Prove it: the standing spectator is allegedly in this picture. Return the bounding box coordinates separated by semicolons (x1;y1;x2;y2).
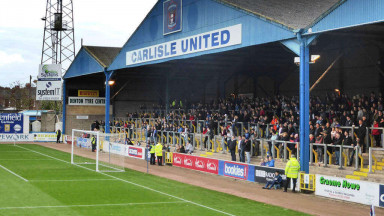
56;129;61;143
238;136;243;162
228;136;237;161
284;154;300;192
355;119;366;153
372;120;381;147
244;138;251;164
331;132;342;165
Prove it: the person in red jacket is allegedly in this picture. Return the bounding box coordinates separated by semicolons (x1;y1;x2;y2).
372;120;381;147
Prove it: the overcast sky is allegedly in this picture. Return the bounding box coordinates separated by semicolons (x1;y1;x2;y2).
0;0;157;87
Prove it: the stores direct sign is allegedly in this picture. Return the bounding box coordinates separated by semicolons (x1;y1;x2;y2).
172;153;219;174
68;97;106;106
126;24;242;66
0;113;23;134
163;0;182;35
380;185;384;207
127;146;145;159
315;175;381;207
78;90;99;97
36;81;62;101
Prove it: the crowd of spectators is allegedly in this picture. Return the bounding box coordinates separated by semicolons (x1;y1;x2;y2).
99;91;384;165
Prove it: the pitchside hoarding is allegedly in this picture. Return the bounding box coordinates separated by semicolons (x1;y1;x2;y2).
254;166;285;184
0;134;33;142
218;161;255;182
0;113;23;134
76;137;92;148
36;64;62;101
127;146;145;159
315;175;384;207
172;153;219;174
32;132;59;142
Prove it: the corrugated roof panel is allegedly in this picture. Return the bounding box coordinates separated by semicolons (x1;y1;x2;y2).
310;0;384;33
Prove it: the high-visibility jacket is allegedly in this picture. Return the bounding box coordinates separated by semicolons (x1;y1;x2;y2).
150;144;156;154
285;157;300;178
91;137;96;145
155;143;163;156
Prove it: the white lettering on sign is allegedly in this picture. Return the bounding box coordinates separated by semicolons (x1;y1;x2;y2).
126;24;242;66
68;97;105;106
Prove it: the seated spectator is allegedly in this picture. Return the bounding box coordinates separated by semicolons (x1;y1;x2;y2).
180;145;186;153
175;144;181;153
186;142;194;154
262;172;283;190
260;158;267;166
266;156;275;167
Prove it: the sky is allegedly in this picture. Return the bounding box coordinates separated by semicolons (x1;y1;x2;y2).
0;0;158;87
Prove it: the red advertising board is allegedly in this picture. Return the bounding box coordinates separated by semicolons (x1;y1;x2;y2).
172;153;219;175
127;146;144;159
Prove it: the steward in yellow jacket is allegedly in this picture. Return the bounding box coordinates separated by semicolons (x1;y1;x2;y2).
284;154;300;192
155;143;163;166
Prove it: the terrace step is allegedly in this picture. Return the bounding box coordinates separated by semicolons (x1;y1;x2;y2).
346;175;360;180
353;171;368;177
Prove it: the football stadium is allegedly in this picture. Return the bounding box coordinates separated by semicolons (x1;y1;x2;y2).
2;0;384;215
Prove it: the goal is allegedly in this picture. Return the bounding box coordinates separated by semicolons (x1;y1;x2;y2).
71;129;126;172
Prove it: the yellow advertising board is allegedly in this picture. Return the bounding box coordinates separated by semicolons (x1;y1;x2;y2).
78;90;99;97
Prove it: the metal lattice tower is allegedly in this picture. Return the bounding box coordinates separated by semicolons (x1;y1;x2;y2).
41;0;75;74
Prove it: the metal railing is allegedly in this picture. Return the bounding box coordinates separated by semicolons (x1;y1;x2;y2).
369;147;384;173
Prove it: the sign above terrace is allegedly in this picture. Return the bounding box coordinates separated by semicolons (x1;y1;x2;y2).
126;24;242;66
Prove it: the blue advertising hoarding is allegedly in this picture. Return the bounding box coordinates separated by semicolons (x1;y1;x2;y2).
0;113;23;134
218;160;255;182
163;0;182;35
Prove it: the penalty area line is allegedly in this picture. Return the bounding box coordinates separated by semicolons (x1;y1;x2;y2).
0;201;185;210
15;145;236;216
0;164;28;182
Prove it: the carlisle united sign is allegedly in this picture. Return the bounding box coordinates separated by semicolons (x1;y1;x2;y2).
126;24;242;66
163;0;182;35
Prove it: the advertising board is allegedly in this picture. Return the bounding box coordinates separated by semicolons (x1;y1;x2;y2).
172;153;219;174
78;90;99;97
0;134;33;142
76;137;91;148
218;161;255;182
254;166;285;184
0;113;24;134
315;175;382;207
36;81;62;101
127;146;145;159
68;97;106;106
103;142;126;156
32;132;58;142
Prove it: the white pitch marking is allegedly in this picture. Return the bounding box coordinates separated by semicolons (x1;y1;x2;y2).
30;179;118;182
0;159;53;161
0;201;185;210
16;145;236;216
0;164;28;182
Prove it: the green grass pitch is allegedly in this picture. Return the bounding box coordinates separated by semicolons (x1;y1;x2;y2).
0;144;307;216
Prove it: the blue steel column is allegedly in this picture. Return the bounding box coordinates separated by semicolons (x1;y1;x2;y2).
298;33;310;174
104;69;111;134
62;79;67;134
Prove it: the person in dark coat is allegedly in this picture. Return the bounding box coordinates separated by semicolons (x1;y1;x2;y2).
228;136;237;161
56;129;61;143
355;119;366;153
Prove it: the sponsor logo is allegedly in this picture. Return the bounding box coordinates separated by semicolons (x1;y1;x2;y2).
41;65;59;78
207;161;217;171
174;156;182;165
13;124;22;132
224;162;248;180
128;148;142;156
111;145;121;152
319;176;360;190
0;114;22;122
380;185;384;207
184;158;193;167
195;159;205;169
255;170;266;178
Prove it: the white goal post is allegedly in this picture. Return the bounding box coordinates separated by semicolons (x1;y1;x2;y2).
71;129;125;172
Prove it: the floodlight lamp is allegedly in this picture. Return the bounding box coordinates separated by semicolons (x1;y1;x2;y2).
108;80;115;86
311;55;320;63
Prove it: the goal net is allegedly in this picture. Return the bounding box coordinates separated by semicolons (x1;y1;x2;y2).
71;129;126;172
